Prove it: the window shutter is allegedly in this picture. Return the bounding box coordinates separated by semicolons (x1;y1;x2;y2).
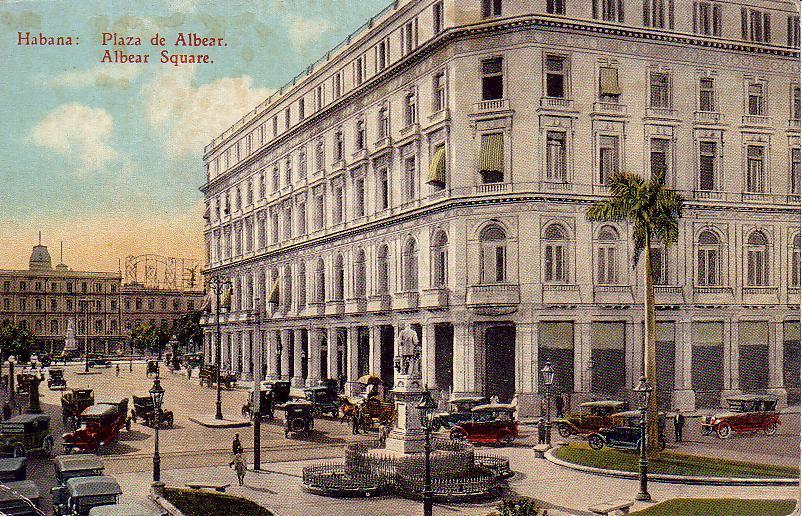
693;2;698;33
479;134;504;173
713;5;721;36
643;0;650;25
599;67;622;96
741;8;748;39
618;0;624;22
763;12;771;42
668;0;674;28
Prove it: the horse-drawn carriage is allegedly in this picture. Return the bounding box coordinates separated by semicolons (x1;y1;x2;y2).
131;395;174;428
198;365;237;388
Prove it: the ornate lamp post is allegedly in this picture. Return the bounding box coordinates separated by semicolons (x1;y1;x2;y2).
417;390;437;516
150;368;165;487
634;375;653;502
275;341;283;379
252;297;262;471
540;360;555;446
208;276;232;420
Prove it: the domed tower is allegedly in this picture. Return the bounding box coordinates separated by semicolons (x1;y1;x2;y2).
29;233;52;271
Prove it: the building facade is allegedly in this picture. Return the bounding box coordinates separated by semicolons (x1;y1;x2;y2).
0;242;204;355
200;0;801;413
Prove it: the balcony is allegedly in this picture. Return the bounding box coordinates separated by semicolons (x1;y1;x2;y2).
543;181;572;191
394;291;419;311
592;101;627;116
540;97;575;111
742;192;772;203
325;300;345;316
694;111;724;124
475;182;509;195
693;285;734;303
426;108;450;128
350;148;368;164
694;190;724;200
419;288;449;308
466;283;520;307
372;136;392;153
473;98;510;114
741;114;772;127
542;283;581;305
593;285;634;304
399;123;420;138
654;285;684;304
307;301;325;316
367;294;392;312
645;107;678;119
345;297;367;314
742;286;779;303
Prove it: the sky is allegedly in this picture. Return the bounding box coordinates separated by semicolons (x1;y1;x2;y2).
0;0;388;272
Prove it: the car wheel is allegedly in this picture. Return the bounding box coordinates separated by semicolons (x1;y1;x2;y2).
450;428;467;441
588;435;604;450
764;422;778;436
716;423;732;439
557;424;572;438
12;444;25;458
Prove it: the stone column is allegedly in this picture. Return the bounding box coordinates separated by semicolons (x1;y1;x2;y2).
327;327;339;381
516;322;535;416
280;329;291;381
221;333;230;369
346;326;359;396
452;321;477;395
578;319;592;395
672;320;696;412
368;326;381;375
421;323;437;390
768;316;788;407
292;329;305;387
266;331;278;379
241;330;252;380
307;329;322;385
722;319;740;398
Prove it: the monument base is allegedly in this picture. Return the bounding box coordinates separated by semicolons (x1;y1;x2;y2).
384;430;425;455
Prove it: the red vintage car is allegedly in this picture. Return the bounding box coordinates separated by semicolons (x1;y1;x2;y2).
701;394;781;439
449;403;518;445
62;400;130;454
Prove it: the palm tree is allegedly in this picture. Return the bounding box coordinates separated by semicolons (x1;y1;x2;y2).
586;170;683;456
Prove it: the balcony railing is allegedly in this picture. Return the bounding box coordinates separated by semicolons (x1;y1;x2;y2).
393;291;419;310
742;192;772;202
694;190;724;200
373;136;392;152
543;181;572;191
694;111;724;124
466;283;520;306
654;285;683;294
540;97;574;110
646;107;678;119
593;101;627;115
475;182;509;194
367;294;392;312
473;98;510;113
399;123;420;137
742;114;772;126
542;284;580;291
743;286;779;295
693;286;733;295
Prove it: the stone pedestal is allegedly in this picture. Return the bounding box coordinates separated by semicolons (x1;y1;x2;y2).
384;373;426;455
671;389;696;412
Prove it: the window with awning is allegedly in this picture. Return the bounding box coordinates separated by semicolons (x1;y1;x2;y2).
427;145;446;187
479;133;504;183
599;66;621;100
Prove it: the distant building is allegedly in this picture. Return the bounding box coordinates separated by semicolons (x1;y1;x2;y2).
0;241;204;355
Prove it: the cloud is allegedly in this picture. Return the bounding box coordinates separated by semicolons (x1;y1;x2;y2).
50;64;142;88
166;0;199;14
30;103;120;175
285;14;334;53
141;66;273;158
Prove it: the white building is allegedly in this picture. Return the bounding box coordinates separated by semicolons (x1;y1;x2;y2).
200;0;801;414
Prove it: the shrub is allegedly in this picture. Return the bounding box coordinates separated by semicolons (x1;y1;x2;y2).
493;496;546;516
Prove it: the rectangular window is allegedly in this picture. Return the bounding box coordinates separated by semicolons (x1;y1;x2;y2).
433;72;446;112
748;83;765;115
598;135;619;184
699;141;717;191
746;145;766;193
743;8;771;43
791;148;801;195
284;107;291;129
599;66;621;102
377;40;388;71
377;166;390;210
271;212;279;242
596;0;624;22
545;56;568;98
649;72;670;108
650;138;669;179
643;0;673;28
316;142;325;171
298;150;307;179
355;177;365;217
495;247;506;282
547;0;565;15
272;167;279;192
479;133;505;184
789;16;801;47
356;121;366;150
546;131;567;182
315;194;325;229
405;93;417;125
694;1;721;36
355;56;365;85
333;72;342;99
792;86;801;120
335;130;344;161
315;85;324;110
298;203;307;235
481;57;503;101
272;116;278;137
379;107;389;138
298;98;305;120
650;247;668;284
482;0;502;18
333;186;343;224
433;1;444;33
285;158;292;185
404;156;417;201
699;77;715;111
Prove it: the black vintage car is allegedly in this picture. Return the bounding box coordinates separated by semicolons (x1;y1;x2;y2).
242;389;274;421
301;386;340;418
261;380;292;405
284;400;314;438
0;457;27;481
0;414;54;457
48;368;67;390
145;361;159;377
61;389;95;425
54;455;105;485
587;411;666;452
431;396;488;431
53;475;122;516
0;480;41;515
130;395;174;428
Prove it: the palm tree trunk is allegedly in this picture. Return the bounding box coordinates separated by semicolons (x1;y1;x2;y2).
643;231;660;457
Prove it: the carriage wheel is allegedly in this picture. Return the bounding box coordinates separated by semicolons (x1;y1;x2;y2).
557;424;573;438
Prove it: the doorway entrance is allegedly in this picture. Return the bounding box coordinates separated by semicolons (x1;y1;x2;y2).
483;325;516;402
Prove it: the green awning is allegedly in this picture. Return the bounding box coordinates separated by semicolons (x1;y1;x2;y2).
479;134;504;173
427;146;446;185
599;67;621;96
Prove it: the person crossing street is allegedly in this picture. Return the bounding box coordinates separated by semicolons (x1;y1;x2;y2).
673;410;685;443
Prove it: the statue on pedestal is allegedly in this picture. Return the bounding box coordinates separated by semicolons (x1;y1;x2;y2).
63;319;78;353
394;324;421;378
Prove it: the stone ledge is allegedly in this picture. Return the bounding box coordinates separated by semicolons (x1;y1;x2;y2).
189;415;251;428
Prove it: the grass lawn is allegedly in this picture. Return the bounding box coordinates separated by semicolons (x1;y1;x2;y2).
632;498;797;515
554;443;800;479
163;487;273;516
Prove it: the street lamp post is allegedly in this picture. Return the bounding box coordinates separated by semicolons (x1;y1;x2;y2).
417;390;437;516
275;342;283;380
634;375;653;502
8;355;16;404
150;367;165;487
540;360;555;446
252;297;262;471
208;276;231;420
81;300;90;373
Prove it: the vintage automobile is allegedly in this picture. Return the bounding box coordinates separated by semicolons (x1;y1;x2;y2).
554;400;629;437
62;401;130;454
701;394;781;439
242;389;274;421
198;365;238;388
449;403;519;445
87;354;112;368
284;399;315;438
302;385;340;418
261;379;292;405
0;414;54;457
0;480;41;515
431;396;489;431
61;388;95;425
48;368;67;390
130;395;174;428
588;411;667;452
54;455;105;484
145;360;159;377
0;457;27;481
52;475;122;516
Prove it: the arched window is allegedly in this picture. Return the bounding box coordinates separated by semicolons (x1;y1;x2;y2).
315;258;326;302
297;261;307;308
431;231;448;288
480;225;507;283
543;224;568;283
334;254;345;300
402;238;419;291
377;244;390;294
697;230;721;286
792;235;801;288
283;266;293;310
746;231;769;286
596;226;620;285
354;249;367;298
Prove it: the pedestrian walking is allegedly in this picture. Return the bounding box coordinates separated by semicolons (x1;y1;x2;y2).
232;433;243;455
673;409;685;443
537;418;546;444
229;452;247;486
186;366;193;380
351;406;361;435
555;395;564;419
115;364;120;377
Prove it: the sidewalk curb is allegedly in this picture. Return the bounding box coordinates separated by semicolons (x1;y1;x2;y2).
149;494;182;515
544;448;800;486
